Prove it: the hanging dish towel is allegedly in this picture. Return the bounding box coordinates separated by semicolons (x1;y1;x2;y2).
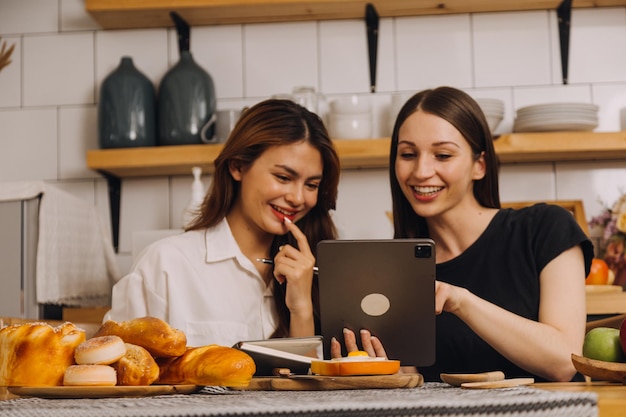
0;181;119;306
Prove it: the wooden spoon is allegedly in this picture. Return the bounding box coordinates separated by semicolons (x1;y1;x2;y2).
440;371;505;387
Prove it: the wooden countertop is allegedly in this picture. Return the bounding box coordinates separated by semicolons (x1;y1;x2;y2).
533;382;626;417
586;286;626;315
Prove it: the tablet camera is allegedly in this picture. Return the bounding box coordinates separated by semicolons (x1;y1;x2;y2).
414;244;432;258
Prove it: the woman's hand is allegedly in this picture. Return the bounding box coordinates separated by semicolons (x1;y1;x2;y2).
434;280;468;315
272;218;316;336
330;328;388;358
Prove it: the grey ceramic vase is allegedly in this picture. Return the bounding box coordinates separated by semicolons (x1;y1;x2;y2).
98;56;157;148
157;51;217;145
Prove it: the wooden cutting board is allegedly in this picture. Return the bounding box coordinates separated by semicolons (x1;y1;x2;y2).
241;373;423;391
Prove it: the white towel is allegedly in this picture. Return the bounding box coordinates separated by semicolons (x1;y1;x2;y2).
0;181;119;306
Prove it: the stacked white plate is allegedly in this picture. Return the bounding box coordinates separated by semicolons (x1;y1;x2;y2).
513;102;598;133
475;98;504;133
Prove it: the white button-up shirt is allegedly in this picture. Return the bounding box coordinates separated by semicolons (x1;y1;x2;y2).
105;219;278;347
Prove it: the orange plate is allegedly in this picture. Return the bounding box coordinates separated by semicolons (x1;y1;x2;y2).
310;359;400;376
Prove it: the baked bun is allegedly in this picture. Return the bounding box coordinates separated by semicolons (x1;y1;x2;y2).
63;364;117;386
0;322;86;386
94;317;186;358
112;343;159;386
157;345;255;387
74;335;126;365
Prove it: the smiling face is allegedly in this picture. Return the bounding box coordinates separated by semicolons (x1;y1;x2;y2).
228;140;323;237
395;109;486;221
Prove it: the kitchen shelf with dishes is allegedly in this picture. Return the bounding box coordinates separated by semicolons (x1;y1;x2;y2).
85;0;626;29
87;131;626;252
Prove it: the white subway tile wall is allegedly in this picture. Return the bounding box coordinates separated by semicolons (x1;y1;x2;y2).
1;0;626;274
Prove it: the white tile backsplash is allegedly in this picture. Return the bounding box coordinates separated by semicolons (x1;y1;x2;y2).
592;83;626;132
58;105;99;180
3;3;626;270
118;178;171;253
555;161;626;220
568;8;626;84
186;25;244;99
335;168;393;239
499;163;556;203
0;108;58;180
395;14;472;91
60;0;100;32
23;32;94;106
473;11;552;88
0;0;58;35
244;21;318;98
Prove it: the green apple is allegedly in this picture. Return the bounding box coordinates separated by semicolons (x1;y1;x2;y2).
583;327;626;362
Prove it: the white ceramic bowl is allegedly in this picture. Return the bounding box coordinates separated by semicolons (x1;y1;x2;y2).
485;114;503;133
330;95;372;114
329;113;372;139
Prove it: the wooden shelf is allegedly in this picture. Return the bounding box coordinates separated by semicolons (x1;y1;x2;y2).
85;0;626;29
86;132;626;178
87;131;626;252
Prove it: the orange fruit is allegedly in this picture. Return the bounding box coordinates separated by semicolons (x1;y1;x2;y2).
586;258;609;285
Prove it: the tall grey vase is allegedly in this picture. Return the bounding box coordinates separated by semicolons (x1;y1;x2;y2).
98;56;157;148
157;51;217;145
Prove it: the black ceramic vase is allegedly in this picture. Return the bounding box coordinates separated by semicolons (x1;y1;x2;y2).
98;56;156;148
157;12;217;145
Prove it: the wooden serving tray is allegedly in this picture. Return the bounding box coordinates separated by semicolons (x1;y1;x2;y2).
241;373;423;391
8;384;200;399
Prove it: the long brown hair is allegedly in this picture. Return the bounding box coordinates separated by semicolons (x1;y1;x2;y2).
389;87;500;238
187;99;340;337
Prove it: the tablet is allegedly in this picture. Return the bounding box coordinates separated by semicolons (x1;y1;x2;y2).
316;239;436;367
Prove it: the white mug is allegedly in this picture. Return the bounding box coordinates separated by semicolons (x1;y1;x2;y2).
215;109;242;143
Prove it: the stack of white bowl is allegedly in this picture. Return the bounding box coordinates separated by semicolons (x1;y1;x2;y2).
328;95;372;140
513;102;598;132
475;98;505;133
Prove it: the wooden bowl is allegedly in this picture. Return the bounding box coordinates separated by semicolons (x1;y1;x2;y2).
571;353;626;383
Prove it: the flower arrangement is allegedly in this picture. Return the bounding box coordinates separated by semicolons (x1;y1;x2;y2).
589;193;626;286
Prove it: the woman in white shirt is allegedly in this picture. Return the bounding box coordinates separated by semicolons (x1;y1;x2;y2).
106;99;340;347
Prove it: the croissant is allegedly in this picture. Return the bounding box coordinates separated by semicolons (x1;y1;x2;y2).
0;322;86;386
157;345;255;387
94;316;186;358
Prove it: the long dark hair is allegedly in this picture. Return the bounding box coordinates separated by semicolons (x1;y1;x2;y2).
187;99;340;337
389;87;500;238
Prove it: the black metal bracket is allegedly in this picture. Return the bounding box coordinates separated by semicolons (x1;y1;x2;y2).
103;173;121;253
365;3;379;93
557;0;572;84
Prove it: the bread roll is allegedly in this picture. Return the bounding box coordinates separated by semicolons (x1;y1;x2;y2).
112;343;159;386
94;316;186;358
74;335;126;365
63;364;117;386
0;322;86;386
157;345;255;387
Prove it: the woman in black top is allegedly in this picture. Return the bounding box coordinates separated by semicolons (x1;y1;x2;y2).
336;87;593;382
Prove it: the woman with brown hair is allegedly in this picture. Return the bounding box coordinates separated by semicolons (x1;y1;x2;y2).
337;87;594;382
106;99;340;347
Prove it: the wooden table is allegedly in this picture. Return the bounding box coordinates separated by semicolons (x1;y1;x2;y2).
534;382;626;417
